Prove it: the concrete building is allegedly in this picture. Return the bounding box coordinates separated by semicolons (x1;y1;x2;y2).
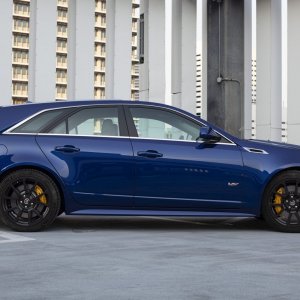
0;0;139;105
2;0;300;145
139;0;300;145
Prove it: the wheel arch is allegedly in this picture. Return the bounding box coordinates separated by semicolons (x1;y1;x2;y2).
0;165;66;212
259;166;300;212
265;167;300;187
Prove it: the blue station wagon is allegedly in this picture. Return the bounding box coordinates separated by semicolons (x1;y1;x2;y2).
0;100;300;232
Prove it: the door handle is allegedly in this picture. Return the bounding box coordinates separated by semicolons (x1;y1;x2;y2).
137;150;163;158
55;145;80;153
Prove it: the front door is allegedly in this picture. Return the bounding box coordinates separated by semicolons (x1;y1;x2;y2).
125;106;247;210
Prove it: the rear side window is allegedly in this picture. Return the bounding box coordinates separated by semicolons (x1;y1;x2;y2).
11;109;68;134
49;107;120;137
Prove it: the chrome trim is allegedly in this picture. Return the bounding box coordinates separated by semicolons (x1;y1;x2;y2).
102;194;242;203
10;132;234;145
37;133;128;139
128;136;236;145
243;147;269;154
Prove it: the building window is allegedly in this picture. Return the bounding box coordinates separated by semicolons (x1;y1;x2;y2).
56;70;67;84
57;40;67;52
94;88;105;99
95;0;106;12
57;24;67;37
56;85;67;99
13;82;28;96
57;0;68;7
58;9;67;21
13;19;29;32
13;66;28;80
57;54;67;68
14;3;30;16
13;51;28;64
13;35;29;48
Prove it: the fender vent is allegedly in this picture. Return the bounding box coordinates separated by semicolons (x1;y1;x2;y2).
243;147;268;154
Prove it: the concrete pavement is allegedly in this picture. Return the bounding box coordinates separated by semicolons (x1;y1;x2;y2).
0;216;299;300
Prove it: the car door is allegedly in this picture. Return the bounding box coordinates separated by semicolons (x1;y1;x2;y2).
36;105;134;208
125;105;248;210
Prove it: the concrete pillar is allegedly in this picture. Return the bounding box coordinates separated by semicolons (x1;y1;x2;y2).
67;0;94;100
207;0;244;137
171;0;197;114
0;0;13;105
165;0;172;106
196;0;208;120
244;0;254;139
28;0;57;102
106;0;132;100
256;0;282;141
171;0;182;108
139;0;166;102
287;0;300;144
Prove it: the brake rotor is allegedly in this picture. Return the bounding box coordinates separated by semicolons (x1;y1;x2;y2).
34;185;47;204
274;187;284;215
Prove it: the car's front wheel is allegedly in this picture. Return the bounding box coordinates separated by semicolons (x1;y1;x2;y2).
0;169;61;232
262;171;300;232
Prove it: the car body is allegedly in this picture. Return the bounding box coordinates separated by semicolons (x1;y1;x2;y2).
0;100;300;232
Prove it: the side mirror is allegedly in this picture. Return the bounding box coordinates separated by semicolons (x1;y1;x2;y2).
197;126;221;143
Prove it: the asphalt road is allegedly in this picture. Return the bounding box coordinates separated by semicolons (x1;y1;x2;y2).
0;215;300;300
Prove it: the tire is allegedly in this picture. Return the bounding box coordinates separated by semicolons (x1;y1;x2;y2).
262;170;300;233
0;169;61;232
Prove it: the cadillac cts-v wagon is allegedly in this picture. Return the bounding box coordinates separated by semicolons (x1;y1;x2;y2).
0;100;299;232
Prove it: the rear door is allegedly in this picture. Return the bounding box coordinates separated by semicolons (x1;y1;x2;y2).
36;105;135;208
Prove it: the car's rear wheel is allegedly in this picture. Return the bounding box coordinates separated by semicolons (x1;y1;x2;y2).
0;169;60;232
262;171;300;232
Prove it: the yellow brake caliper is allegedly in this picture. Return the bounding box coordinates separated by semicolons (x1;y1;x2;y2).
34;185;47;205
274;187;284;215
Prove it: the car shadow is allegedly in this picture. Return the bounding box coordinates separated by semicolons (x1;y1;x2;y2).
44;215;270;232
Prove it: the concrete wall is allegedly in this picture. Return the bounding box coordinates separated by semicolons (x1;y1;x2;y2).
29;0;57;102
139;0;196;114
106;0;132;100
244;0;254;140
287;0;300;144
67;0;95;100
196;0;208;120
256;0;282;142
172;0;197;114
0;0;13;105
139;0;166;103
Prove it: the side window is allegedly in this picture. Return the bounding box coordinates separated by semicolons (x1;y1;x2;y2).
129;107;201;141
11;109;68;134
50;107;120;137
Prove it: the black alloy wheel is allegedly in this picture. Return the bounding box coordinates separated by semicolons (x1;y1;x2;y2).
263;171;300;232
0;169;61;232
